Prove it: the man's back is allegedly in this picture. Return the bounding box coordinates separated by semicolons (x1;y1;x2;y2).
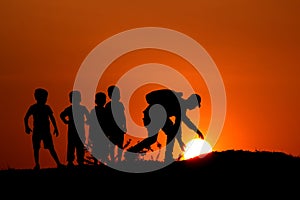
145;89;182;117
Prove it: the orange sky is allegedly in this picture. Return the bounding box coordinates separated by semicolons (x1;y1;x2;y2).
0;0;300;169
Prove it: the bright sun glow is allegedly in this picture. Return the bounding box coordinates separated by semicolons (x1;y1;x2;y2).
181;138;212;160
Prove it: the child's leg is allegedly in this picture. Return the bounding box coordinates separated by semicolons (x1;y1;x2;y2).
116;136;124;162
117;146;123;162
33;148;40;169
49;147;62;166
107;137;116;162
43;132;63;167
67;137;76;165
76;142;85;166
32;133;40;169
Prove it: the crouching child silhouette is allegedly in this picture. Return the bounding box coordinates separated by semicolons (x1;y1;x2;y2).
24;88;64;170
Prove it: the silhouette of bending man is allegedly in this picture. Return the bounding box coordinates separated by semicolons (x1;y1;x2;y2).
24;88;64;170
126;89;204;162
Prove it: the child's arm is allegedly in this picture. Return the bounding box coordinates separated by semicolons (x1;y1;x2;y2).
24;108;32;134
49;113;59;137
120;103;127;133
84;107;90;124
60;109;69;124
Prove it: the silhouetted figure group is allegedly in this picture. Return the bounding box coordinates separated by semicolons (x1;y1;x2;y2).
24;86;204;170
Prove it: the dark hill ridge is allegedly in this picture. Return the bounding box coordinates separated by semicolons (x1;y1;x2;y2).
2;150;300;177
2;150;300;176
1;150;300;194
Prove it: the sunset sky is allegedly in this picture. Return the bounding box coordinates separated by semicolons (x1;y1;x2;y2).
0;0;299;170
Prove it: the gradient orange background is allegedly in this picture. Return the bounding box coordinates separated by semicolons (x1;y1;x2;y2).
1;0;299;169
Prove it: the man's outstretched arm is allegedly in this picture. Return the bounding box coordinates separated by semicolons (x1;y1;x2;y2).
182;115;204;139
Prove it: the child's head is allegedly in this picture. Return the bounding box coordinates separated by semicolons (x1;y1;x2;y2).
34;88;48;105
69;90;81;105
107;85;120;101
95;92;106;107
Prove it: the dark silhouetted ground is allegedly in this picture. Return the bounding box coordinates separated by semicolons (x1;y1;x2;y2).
1;150;299;197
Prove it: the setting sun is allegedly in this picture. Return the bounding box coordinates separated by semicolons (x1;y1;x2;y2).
180;138;212;160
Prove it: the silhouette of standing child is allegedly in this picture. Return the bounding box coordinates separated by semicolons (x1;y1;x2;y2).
60;90;89;167
104;85;127;163
88;92;109;165
24;88;64;170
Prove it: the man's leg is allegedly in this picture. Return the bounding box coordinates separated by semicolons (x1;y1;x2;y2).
162;117;181;163
165;136;176;163
126;134;159;153
127;104;164;153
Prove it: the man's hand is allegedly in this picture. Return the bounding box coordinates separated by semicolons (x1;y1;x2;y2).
196;129;204;139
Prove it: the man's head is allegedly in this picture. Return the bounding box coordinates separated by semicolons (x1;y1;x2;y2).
186;94;201;110
34;88;48;105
